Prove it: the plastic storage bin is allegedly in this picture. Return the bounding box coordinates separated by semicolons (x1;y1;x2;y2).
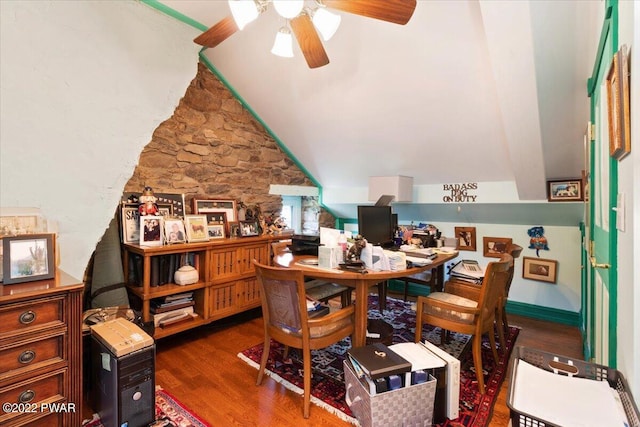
507;346;640;427
344;360;437;427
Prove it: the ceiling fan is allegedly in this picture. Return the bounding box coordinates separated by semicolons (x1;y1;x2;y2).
194;0;417;69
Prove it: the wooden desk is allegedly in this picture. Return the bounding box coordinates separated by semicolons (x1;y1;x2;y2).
274;251;458;347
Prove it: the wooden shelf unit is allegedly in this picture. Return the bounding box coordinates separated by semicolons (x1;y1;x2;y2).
123;234;291;339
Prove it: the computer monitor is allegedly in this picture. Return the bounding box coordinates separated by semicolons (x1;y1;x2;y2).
357;205;394;247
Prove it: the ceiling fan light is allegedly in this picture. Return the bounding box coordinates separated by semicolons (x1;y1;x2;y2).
228;0;260;30
271;27;294;58
273;0;304;19
312;8;341;41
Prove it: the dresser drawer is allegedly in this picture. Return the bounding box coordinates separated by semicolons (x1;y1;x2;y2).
0;297;64;338
0;369;66;425
0;334;64;380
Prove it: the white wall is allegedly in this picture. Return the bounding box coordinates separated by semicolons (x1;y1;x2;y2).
411;222;581;313
615;0;638;404
0;1;200;279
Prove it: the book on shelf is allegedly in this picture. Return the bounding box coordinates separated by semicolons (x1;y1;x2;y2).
347;342;412;380
150;300;195;314
153;306;195;327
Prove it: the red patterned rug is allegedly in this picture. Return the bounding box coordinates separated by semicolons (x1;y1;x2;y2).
82;386;210;427
238;295;518;426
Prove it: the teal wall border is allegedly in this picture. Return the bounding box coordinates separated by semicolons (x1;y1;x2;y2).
505;300;580;327
388;281;580;327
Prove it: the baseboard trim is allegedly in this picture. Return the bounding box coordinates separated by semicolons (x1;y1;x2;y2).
388;280;581;327
505;300;580;327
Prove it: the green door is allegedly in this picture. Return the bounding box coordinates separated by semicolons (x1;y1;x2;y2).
586;2;618;367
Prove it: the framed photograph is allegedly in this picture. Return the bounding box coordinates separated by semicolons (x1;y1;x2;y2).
164;218;186;244
205;211;227;226
140;216;163;247
523;256;558;284
2;233;55;284
547;179;583;202
120;203;140;244
606;45;631;161
483;237;513;258
454;226;476;251
192;199;237;222
229;222;240;238
184;215;209;242
207;224;225;240
239;221;260;237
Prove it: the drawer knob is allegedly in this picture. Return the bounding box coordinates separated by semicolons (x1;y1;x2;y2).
19;350;36;364
19;310;36;325
19;390;35;403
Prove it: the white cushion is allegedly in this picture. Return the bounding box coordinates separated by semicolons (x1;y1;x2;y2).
424;292;477;322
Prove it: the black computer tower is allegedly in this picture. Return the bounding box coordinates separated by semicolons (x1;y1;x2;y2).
91;335;156;427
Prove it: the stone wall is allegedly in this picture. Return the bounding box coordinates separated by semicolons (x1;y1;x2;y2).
125;61;334;229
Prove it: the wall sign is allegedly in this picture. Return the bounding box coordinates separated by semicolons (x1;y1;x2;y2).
442;183;478;203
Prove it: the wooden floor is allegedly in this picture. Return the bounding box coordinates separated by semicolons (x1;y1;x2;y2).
84;295;583;426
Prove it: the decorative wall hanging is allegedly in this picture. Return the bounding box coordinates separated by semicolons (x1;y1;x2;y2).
442;182;478;203
606;44;631;161
482;237;512;258
522;257;558;284
454;226;476;251
527;226;549;257
547;179;583;202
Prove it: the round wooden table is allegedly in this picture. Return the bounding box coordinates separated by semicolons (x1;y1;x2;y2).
274;251;458;347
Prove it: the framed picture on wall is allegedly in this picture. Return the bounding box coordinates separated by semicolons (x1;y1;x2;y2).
2;233;56;284
606;45;631;160
454;226;476;251
522;256;558;284
482;237;513;258
547;179;583;202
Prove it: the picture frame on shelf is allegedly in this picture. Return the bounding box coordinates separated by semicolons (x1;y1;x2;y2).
2;233;56;284
207;224;225;240
164;218;186;244
547;179;583;202
239;221;260;237
229;222;240;238
122;192;185;217
120;203;140;244
522;256;558;284
482;236;513;258
140;216;163;247
454;226;476;251
184;215;209;243
192;199;237;222
606;45;631;161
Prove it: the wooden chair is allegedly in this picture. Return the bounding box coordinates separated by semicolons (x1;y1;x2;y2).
271;241;352;307
253;261;355;418
444;243;523;347
414;254;512;394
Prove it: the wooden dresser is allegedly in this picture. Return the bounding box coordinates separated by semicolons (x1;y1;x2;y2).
0;271;83;426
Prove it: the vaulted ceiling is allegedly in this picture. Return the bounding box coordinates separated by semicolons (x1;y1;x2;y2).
156;0;602;213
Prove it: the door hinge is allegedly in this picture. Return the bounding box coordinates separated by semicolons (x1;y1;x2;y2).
589;240;611;269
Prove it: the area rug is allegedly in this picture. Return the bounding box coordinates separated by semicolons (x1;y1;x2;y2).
238;295;519;426
82;385;210;427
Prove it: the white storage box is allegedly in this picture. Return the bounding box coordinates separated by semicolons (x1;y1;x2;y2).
344;360;436;427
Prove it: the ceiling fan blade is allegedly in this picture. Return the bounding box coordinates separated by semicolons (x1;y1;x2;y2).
194;16;239;48
322;0;417;25
290;13;330;69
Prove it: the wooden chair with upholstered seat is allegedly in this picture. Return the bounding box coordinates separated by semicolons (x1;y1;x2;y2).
271;240;352;307
414;254;512;394
444;243;523;348
253;260;355;418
